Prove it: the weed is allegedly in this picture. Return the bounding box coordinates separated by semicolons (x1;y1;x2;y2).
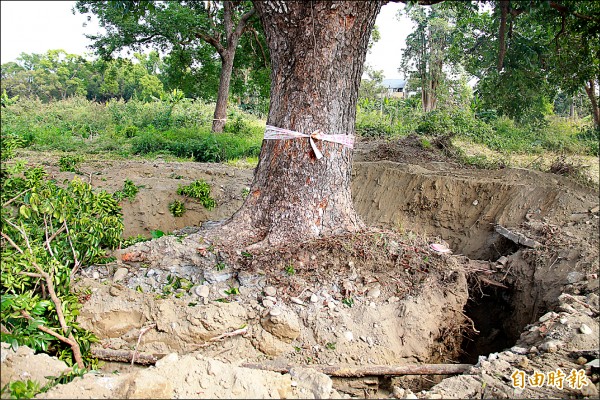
342;297;354;307
326;342;336;350
113;179;141;202
285;264;295;276
177;180;216;210
224;287;240;296
58;154;84;172
168;200;186;217
151;229;165;238
241;187;250;199
241;251;253;259
215;262;226;271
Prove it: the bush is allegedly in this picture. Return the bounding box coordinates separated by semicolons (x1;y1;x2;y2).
177;180;216;210
1;162;123;368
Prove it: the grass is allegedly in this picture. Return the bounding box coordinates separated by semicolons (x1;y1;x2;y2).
1;96;264;163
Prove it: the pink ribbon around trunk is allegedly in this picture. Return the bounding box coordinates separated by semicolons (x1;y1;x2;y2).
264;125;355;160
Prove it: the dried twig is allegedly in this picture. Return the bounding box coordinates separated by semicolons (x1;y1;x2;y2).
561;294;599;314
194;326;249;348
131;323;157;366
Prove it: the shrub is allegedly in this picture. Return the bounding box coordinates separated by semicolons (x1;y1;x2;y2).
168;200;186;217
177;180;216;210
58;155;84;172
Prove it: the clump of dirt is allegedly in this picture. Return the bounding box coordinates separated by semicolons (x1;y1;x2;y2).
2;140;599;399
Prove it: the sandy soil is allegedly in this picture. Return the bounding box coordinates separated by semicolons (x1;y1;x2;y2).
2;137;599;399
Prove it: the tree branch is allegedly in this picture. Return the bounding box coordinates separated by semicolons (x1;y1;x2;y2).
195;31;225;57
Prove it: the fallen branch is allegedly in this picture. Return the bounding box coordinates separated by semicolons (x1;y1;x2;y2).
241;363;473;377
1;226;85;368
478;275;509;289
91;347;164;365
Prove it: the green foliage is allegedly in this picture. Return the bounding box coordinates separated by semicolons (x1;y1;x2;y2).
342;297;354;307
168;200;185;217
58;155;84;173
0;134;24;162
224;287;240;296
215;262;226;271
284;264;295;276
1;163;123;367
1;379;41;399
113;179;140;202
177;180;216;210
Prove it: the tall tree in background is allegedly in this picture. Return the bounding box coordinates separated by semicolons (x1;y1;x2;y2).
449;0;599;125
75;1;266;132
400;4;456;113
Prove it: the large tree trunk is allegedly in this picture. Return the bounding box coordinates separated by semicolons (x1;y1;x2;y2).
211;50;235;133
216;1;381;247
584;79;599;128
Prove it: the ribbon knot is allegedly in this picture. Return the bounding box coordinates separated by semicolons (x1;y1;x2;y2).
264;125;354;160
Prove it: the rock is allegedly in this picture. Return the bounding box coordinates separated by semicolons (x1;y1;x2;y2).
539;311;557;323
253;328;289;356
497;256;508;266
261;310;300;342
269;307;282;317
579;324;593;335
113;267;129;282
194;285;210;298
388;296;400;303
367;287;381;299
510;346;529;355
472;199;479;206
586;293;599;309
290;367;333;399
559;317;568;324
344;331;354;341
262;298;275;308
310;294;320;303
392;387;405;399
405;389;418;399
576;357;588;365
122;370;173;399
1;344;70;388
237;271;263;287
155;352;179;367
539;340;562;353
204;269;232;284
92;271;100;279
264;286;277;297
567;271;584;284
290;297;305;305
581;382;599;398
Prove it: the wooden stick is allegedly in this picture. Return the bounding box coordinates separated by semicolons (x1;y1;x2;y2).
91;347;164;365
241;363;473;377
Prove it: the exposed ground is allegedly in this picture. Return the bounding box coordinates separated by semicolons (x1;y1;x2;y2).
2;136;599;399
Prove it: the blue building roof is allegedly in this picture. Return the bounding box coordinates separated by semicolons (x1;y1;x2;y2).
382;79;406;89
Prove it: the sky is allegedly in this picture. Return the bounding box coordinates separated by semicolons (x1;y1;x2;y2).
1;1;412;79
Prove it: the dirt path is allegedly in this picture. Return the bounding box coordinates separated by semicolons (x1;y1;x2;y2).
2;138;599;399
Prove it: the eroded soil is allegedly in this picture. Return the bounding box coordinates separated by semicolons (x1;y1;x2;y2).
2;137;599;399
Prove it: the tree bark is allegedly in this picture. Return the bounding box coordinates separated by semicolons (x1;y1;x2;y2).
215;1;381;247
584;79;599;128
208;2;256;133
212;50;236;133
